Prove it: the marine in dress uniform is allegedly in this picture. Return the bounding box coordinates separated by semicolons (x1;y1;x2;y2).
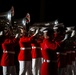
55;27;68;75
0;31;4;75
31;32;43;75
70;29;76;75
67;28;76;75
65;27;75;75
73;30;76;75
18;27;38;75
40;28;60;75
1;29;18;75
53;26;63;75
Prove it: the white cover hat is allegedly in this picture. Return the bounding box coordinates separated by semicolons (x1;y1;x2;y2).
29;27;35;31
53;27;58;30
40;27;47;32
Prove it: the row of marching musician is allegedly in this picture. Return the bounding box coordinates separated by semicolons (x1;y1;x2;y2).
0;21;76;75
0;25;42;75
0;8;44;75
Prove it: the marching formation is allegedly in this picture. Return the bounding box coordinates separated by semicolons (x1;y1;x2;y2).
0;6;76;75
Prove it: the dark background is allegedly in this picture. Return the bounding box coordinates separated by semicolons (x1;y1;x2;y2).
0;0;76;26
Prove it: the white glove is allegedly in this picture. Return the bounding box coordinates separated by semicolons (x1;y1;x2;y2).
61;34;68;42
15;33;19;38
70;30;75;37
66;27;72;32
0;31;3;36
33;28;39;36
66;29;72;33
22;19;26;26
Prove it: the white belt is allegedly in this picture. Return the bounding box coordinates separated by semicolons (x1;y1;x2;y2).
20;47;31;50
67;51;71;54
72;51;75;53
61;53;67;55
32;46;41;49
73;46;76;48
44;59;58;63
44;59;50;63
41;48;42;50
36;47;41;49
32;46;42;50
3;50;15;54
51;60;58;63
32;46;36;49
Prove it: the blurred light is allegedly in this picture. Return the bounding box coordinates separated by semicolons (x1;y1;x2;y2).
22;19;26;26
0;31;3;36
14;21;17;23
7;22;9;24
7;11;11;21
54;20;58;25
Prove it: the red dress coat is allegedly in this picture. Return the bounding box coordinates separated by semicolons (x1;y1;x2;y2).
0;35;4;66
1;36;17;66
41;39;59;60
41;38;59;75
31;40;42;58
18;36;33;61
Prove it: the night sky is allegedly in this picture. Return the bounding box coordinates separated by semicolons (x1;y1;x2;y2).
0;0;76;26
